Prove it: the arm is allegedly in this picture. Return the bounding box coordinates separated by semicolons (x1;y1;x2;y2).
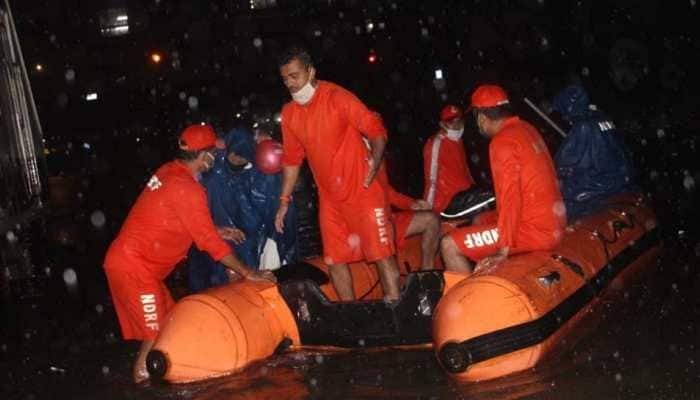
176;183;273;282
333;90;388;187
275;165;300;233
554;121;590;177
276;108;304;233
364;135;386;187
492;138;522;251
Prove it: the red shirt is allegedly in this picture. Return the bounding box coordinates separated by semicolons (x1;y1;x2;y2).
490;117;566;249
104;161;231;279
422;132;474;213
281;80;388;202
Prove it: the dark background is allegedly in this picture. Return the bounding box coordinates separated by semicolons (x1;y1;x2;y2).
1;0;699;398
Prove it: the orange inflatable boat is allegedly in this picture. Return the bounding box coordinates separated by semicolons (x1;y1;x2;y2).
145;191;661;385
145;233;449;383
434;193;662;381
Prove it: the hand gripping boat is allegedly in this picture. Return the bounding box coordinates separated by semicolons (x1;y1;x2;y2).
146;191;661;384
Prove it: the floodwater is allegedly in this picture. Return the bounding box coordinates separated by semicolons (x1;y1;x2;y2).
1;228;699;400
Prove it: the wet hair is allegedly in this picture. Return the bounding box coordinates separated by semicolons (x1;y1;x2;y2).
277;46;314;69
472;103;514;121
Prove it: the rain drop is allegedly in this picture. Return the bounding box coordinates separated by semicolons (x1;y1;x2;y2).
63;268;77;285
552;201;566;217
102;365;110;375
682;172;695;191
315;354;324;364
65;69;76;83
252;37;263;48
179;92;187;101
95;304;104;314
5;231;17;244
656;128;665;138
90;210;106;228
188;96;199;110
470;154;480;164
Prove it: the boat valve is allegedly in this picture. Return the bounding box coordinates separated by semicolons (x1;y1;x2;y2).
146;349;169;381
439;342;472;373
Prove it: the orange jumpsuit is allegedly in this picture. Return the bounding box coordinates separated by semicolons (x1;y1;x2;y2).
423;131;475;213
281;81;395;264
449;117;566;261
104;161;231;340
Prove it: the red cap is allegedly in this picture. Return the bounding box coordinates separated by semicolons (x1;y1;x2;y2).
468;85;510;110
440;105;464;122
179;124;218;151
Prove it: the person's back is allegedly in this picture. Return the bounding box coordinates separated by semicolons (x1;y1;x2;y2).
491;116;564;249
107;160;228;279
441;85;565;274
552;85;635;219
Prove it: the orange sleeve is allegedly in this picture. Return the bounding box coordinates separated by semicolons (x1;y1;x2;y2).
386;184;416;210
280;106;306;166
173;182;231;261
332;89;387;140
491;137;522;249
377;163;415;210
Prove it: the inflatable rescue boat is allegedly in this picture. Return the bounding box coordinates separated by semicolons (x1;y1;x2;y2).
146;191;661;384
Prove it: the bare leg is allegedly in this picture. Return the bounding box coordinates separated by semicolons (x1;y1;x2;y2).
329;263;355;301
404;211;441;270
133;339;154;383
440;235;473;273
375;255;401;301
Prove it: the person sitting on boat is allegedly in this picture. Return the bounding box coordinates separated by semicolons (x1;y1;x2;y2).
423;104;476;213
188;125;297;292
440;85;566;274
551;84;636;220
377;162;441;270
103;124;275;383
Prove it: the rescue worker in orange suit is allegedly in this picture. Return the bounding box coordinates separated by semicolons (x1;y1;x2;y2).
423;105;475;213
441;85;566;274
103;125;275;383
274;46;401;302
376;162;441;270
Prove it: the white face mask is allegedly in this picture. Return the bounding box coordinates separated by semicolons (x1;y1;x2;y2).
291;80;316;105
445;127;464;141
440;121;464;140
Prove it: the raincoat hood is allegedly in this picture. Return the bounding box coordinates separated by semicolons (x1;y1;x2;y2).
224;128;256;165
552;85;590;120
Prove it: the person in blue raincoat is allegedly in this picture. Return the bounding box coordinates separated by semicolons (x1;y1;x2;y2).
552;85;636;220
188;126;297;292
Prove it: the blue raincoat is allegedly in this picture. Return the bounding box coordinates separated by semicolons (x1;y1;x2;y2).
188;128;298;292
552;85;636;220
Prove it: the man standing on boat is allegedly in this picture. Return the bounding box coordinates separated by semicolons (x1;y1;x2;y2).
274;46;401;302
423;105;476;213
103;124;275;383
441;85;566;274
